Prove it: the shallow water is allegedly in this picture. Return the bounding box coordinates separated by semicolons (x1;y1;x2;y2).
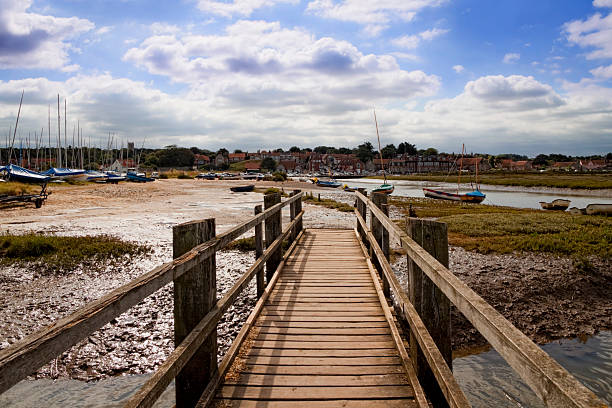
337;178;612;209
453;331;612;407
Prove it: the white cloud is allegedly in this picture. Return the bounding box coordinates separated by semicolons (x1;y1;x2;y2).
590;64;612;78
452;64;464;73
392;27;449;49
0;0;94;70
196;0;299;18
306;0;447;36
593;0;612;8
564;12;612;59
96;26;113;35
150;22;180;35
123;20;440;111
503;53;520;63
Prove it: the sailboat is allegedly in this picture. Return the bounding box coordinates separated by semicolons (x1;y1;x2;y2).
422;144;485;203
372;110;394;195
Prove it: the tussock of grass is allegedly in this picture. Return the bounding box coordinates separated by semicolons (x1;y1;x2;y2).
225;236;290;252
162;169;198;179
391;196;612;259
373;173;612;190
0;233;150;273
0;182;37;196
302;192;354;212
254;187;289;197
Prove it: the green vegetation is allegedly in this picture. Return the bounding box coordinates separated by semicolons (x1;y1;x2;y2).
390;196;612;259
272;171;287;182
254;187;289;197
0;233;150;273
302;192;354;212
0;182;37;196
177;173;194;179
160;169;198;178
225;236;256;251
373;173;612;190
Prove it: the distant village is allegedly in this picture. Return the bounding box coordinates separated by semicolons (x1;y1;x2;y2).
2;143;611;175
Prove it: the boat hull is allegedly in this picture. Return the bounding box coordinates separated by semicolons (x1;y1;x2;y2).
230;185;255;192
539;199;570;211
423;188;485;203
372;184;394;195
585;203;612;216
127;173;155;182
316;180;341;188
1;164;50;184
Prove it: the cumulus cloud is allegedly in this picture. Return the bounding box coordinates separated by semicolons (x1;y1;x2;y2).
392;27;449;49
452;64;464;73
306;0;446;36
564;11;612;59
0;0;94;70
590;63;612;78
123;20;440;112
196;0;299;18
593;0;612;8
503;53;520;63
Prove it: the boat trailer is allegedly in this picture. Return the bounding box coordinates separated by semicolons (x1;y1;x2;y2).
0;183;49;209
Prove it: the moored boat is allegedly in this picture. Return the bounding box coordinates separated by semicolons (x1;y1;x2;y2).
585;203;612;216
372;183;394;195
423;187;485;203
230;185;255;192
43;167;86;180
342;184;358;192
127;170;155;182
0;164;50;184
314;178;341;188
539;199;570;211
372;110;394;195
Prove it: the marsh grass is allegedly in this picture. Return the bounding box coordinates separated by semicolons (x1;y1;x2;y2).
254;187;289;197
391;196;612;258
302;192;354;212
0;182;37;196
374;173;612;190
225;236;290;253
0;233;150;273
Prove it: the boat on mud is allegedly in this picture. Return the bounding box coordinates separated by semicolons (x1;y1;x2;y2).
314;178;341;188
585;203;612;216
126;169;155;182
372;110;394;195
539;199;571;211
0;164;50;184
230;185;255;193
372;183;394;195
43;167;86;180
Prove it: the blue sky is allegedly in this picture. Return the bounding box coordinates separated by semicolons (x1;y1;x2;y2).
1;0;611;156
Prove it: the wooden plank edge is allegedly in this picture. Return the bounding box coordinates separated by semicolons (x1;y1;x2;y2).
353;228;430;408
194;228;305;408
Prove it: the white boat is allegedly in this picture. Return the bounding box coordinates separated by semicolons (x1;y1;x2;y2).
539;199;571;211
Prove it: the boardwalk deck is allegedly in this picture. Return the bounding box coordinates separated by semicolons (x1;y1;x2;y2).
213;229;422;407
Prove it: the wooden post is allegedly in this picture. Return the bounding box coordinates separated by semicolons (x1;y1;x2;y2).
371;193;390;298
264;192;282;283
357;189;368;247
295;190;302;233
254;205;264;297
290;191;297;243
173;219;216;408
408;218;451;408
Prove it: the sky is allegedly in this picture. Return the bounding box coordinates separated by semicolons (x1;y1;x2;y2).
0;0;611;156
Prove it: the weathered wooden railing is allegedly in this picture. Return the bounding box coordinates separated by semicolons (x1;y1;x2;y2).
355;190;605;408
0;190;303;408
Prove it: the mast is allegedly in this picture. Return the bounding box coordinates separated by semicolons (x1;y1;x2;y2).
457;143;464;194
64;98;68;167
7;90;24;167
48;104;51;167
57;94;61;168
373;109;386;184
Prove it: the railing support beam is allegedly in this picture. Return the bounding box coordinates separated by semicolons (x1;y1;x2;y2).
264;192;282;284
173;219;217;408
254;205;264;297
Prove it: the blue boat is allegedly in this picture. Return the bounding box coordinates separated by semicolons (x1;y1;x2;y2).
43;167;86;179
314;178;341;188
127;170;155;182
104;171;126;184
0;164;50;184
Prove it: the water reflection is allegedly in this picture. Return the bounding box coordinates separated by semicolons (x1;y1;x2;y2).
453;331;612;407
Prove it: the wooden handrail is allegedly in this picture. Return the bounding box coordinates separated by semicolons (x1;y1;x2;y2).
0;193;302;395
355;210;470;408
354;191;604;407
125;210;304;408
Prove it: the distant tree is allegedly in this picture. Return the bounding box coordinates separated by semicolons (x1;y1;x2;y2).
156;146;194;167
336;147;352;154
381;144;397;159
289;146;301;153
607;152;612;161
355;142;375;163
303;147;312;152
314;146;331;154
548;153;570;163
217;148;229;156
234;149;243;153
274;148;284;153
397;142;417;155
532;154;549;166
496;153;528;161
423;147;438;156
190;146;203;155
261;157;277;171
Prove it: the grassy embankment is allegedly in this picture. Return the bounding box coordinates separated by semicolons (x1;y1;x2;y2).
390;196;611;262
0;182;38;196
0;233;150;273
371;173;612;190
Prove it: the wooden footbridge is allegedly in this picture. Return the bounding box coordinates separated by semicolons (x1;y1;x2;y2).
0;191;606;407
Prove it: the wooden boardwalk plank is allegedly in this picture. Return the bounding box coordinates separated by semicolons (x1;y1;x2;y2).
216;229;420;407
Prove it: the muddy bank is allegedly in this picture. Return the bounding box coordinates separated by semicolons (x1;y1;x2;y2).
392;247;612;352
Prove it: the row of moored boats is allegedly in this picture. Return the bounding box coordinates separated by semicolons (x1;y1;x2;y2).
0;164;155;184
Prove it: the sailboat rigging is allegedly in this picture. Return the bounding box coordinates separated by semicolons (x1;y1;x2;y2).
372;109;394;195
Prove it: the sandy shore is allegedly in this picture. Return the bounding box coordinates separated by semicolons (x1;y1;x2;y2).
1;179;609;381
